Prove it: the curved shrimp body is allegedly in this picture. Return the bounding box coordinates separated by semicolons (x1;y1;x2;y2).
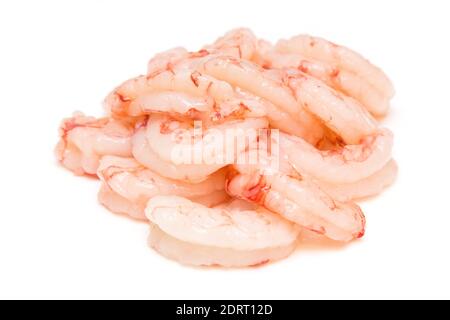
132;127;224;182
199;56;325;144
227;172;365;242
275;35;395;100
147;47;190;76
98;183;145;220
279;128;393;184
283;69;378;144
203;28;258;60
145;196;300;251
55;113;133;175
105;66;268;122
132;116;268;182
146;114;268;163
148;223;297;267
314;159;398;202
97;156;228;219
256;41;391;117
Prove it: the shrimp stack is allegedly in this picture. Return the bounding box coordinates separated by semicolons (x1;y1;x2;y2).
56;29;397;267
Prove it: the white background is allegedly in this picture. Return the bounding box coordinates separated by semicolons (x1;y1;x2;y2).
0;0;449;300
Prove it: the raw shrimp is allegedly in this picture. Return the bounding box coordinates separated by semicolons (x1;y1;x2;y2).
279;128;393;184
284;70;378;144
234;88;315;138
227;172;365;242
97;155;228;219
256;41;390;116
275;35;395;99
56;29;398;267
145;196;300;250
199;55;324;144
132;117;268;182
147;47;190;76
314;160;398;202
145;114;268;163
204;28;258;60
105;68;260;121
55;113;134;175
148;224;297;267
98;183;144;219
132;127;224;182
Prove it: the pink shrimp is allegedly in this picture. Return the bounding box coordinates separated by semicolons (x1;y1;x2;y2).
227;172;365;242
55;113;134;175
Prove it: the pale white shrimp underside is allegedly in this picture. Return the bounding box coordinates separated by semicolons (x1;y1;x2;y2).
148;224;297;267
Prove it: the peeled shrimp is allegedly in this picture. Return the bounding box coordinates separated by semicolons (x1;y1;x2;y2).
284;70;377;144
145;196;300;250
97;155;228;219
132;116;268;182
279;128;393;184
98;183;144;219
147;47;190;76
204;28;258;60
55;113;133;175
227;172;365;242
145;114;268;163
148;224;297;267
314;159;398;202
56;29;397;267
256;40;390;116
199;56;324;144
275;35;395;100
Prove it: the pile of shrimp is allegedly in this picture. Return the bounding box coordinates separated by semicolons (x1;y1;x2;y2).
56;29;397;267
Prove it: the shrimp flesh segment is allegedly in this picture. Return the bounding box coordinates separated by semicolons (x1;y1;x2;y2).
275;35;395;100
284;70;378;144
227;172;365;242
147;47;190;76
145;196;300;251
132;116;268;182
200;56;325;144
279;128;393;184
127;91;215;117
148;224;297;267
98;183;145;220
105;68;236;118
97;155;228;219
204;28;258;60
314;160;398;202
256;40;390;116
145;114;268;163
132;127;224;182
55;113;133;175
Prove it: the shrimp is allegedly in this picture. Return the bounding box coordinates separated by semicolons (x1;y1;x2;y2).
132;116;268;182
55;113;134;175
145;114;268;163
98;183;144;220
148;224;297;267
105;68;264;122
279;128;393;184
314;160;398;202
284;70;378;144
199;56;324;144
227;172;365;242
275;35;395;100
145;196;300;250
256;40;391;116
147;47;190;76
132;127;223;182
97;155;228;219
204;28;258;60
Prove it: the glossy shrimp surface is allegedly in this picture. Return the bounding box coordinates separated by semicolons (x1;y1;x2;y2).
146;196;300;250
56;29;397;267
